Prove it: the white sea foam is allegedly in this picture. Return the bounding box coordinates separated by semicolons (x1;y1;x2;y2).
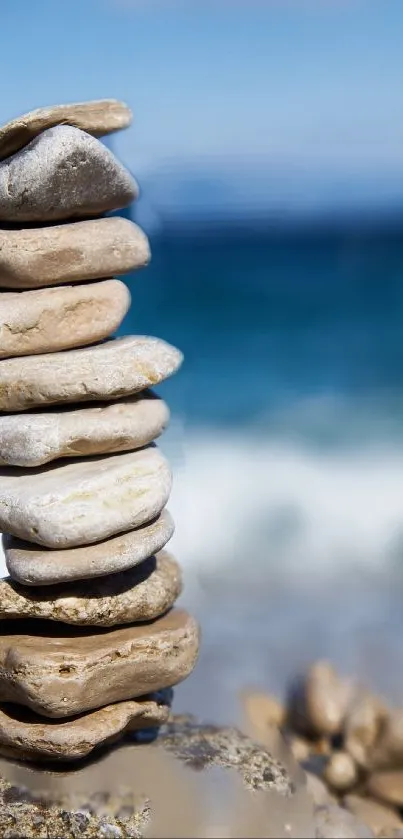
163;424;403;585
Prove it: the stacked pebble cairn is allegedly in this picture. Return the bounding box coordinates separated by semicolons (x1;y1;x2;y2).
0;99;199;763
244;663;403;837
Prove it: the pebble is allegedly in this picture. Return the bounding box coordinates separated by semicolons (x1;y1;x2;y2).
0;551;181;626
0;391;169;467
367;770;403;808
0;695;169;763
344;691;388;768
0;125;138;222
0;99;132;161
314;804;374;838
287;661;349;737
0;446;172;548
0;217;150;289
369;708;403;770
344;795;403;835
5;509;174;586
0;279;130;359
240;690;285;731
323;751;358;793
0;335;183;412
0;608;199;718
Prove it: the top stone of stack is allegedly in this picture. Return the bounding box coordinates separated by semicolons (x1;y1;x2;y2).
0;98;132;161
0;98;137;222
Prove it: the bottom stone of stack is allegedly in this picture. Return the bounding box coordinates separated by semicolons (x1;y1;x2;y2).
0;692;172;763
0;608;200;719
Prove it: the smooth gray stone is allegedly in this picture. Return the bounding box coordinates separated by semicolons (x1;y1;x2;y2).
0;125;138;222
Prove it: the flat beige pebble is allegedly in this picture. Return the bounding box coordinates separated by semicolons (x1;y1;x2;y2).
0;217;150;290
0;608;200;718
0;391;169;467
0;98;132;161
0;695;169;763
4;509;174;586
345;795;403;835
0;279;130;359
323;751;358;793
0;335;183;412
367;770;403;808
0;125;137;222
0;446;172;548
0;551;182;626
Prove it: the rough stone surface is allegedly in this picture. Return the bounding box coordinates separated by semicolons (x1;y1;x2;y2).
344;795;403;835
0;99;132;161
0;280;130;359
0;446;172;548
0;696;170;763
0;551;181;626
0;217;150;289
0;391;169;467
0;608;200;718
5;510;174;586
0;125;138;222
0;717;297;838
314;805;374;838
0;335;183;412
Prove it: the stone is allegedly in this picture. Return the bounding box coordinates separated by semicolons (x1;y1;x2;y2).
314;805;374;838
240;689;285;732
344;795;403;835
0;99;132;161
367;770;403;808
0;335;183;412
323;751;358;793
0;608;199;718
0;217;150;289
0;446;171;548
5;509;174;586
344;691;388;769
0;391;169;467
0;695;170;763
0;125;138;222
0;279;130;359
0;717;299;838
287;661;349;738
0;551;181;626
369;709;403;770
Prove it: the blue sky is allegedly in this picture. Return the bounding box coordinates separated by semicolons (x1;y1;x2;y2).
1;0;403;214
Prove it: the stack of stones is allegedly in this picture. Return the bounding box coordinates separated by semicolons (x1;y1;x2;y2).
0;99;199;763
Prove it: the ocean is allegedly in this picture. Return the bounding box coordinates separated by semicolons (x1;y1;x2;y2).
119;223;403;724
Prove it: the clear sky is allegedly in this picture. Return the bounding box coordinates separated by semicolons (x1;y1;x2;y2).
1;1;403;193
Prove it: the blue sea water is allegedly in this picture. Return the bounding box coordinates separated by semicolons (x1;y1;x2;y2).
119;223;403;723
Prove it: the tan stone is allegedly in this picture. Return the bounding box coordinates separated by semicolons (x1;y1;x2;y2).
0;279;130;359
240;690;285;733
0;551;181;626
369;708;403;770
0;608;200;718
0;217;150;290
344;795;403;835
0;335;183;412
4;510;174;586
0;446;171;548
323;751;358;793
0;695;170;763
287;661;350;737
0;99;132;162
344;691;388;769
367;771;403;808
0;391;169;467
0;125;137;222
